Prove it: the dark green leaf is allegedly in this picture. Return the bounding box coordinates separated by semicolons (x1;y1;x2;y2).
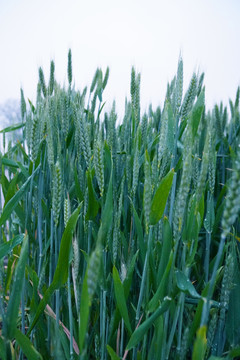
0;122;25;134
150;169;174;225
106;345;120;360
4;234;28;339
113;266;132;335
0;165;40;227
175;270;200;298
27;204;81;334
86;170;99;220
0;234;24;260
79;269;90;353
14;329;43;360
126;297;171;350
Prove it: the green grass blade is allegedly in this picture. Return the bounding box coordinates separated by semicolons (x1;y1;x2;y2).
14;328;43;360
0;336;6;360
113;266;132;335
191;88;205;137
126;296;171;350
157;216;172;281
192;326;207;360
106;345;120;360
149;168;174;225
4;234;28;339
52;204;82;287
97;165;112;245
130;199;145;263
0;122;25;133
79;269;90;353
0;234;24;260
86;170;99;220
1;157;19;169
147;252;173;312
27;204;81;334
0;165;40;227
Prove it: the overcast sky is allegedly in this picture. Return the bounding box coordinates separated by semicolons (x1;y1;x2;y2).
0;0;240;124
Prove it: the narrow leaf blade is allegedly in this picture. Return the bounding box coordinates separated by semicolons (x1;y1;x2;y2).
150;169;174;225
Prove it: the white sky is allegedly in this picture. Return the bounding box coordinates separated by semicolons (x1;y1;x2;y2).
0;0;240;123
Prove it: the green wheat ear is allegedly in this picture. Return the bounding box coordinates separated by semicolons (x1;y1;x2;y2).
52;160;62;227
20;88;26;120
102;66;110;90
38;66;47;98
67;49;72;86
221;149;240;238
49;60;55;95
144;150;152;234
94;136;104;197
64;195;70;228
175;55;183;113
90;68;99;93
87;245;102;302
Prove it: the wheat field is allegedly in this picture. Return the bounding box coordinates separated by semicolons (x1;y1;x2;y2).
0;50;240;359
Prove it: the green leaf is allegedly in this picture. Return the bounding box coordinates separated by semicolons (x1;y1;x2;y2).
157;216;172;281
79;269;90;353
229;347;240;358
175;270;200;298
53;204;82;287
192;326;207;360
226;249;240;346
86;170;99;220
27;205;82;334
191;89;205;137
106;345;121;360
3;172;19;207
113;266;132;335
188;285;209;346
126;297;171;350
4;234;28;339
147;251;173;312
0;122;25;134
149;169;174;225
0;234;24;260
0;336;6;360
130;199;145;264
14;329;42;360
0;165;40;227
28;98;36;113
2;157;19;169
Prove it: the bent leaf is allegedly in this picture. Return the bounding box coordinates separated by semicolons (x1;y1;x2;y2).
0;234;24;260
175;270;200;298
0;165;40;227
126;297;171;350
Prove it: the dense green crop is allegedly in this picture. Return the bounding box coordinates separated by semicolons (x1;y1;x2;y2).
0;50;240;359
